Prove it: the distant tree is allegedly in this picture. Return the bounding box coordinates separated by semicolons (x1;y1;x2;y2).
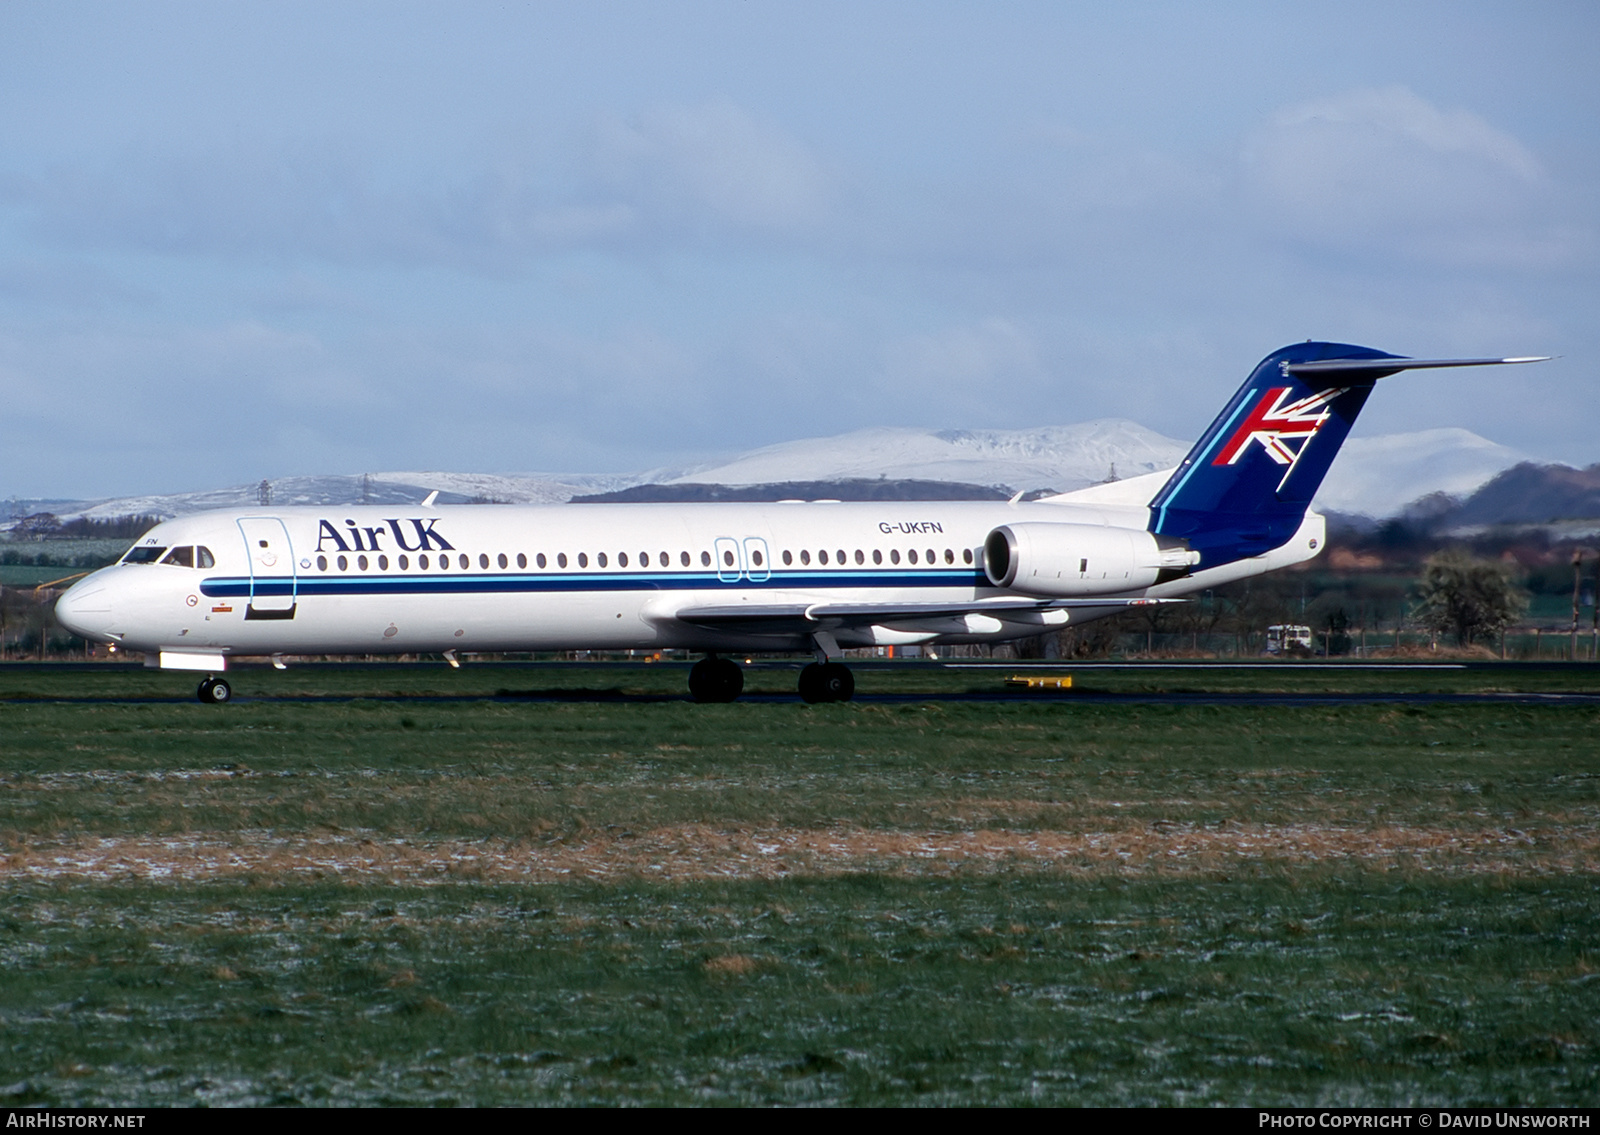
1414;549;1527;646
12;513;61;540
1314;606;1353;655
53;514;163;540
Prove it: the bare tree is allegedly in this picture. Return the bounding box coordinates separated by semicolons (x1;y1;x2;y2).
1414;549;1527;646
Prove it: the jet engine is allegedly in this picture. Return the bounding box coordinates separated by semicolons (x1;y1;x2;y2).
983;523;1199;597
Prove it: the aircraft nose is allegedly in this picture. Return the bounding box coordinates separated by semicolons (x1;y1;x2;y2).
55;576;116;640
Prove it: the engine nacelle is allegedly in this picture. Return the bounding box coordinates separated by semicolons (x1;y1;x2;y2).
983;523;1199;597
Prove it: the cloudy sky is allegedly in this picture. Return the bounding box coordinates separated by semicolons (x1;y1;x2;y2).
1;1;1595;498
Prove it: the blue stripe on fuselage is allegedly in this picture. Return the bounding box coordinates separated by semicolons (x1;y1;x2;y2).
200;569;987;599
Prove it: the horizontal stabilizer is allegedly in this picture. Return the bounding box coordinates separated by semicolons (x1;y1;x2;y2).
1284;355;1551;378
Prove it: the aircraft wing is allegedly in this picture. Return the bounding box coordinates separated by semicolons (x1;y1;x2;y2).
670;596;1180;632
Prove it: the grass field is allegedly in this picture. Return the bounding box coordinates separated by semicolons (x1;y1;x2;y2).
2;661;1598;1105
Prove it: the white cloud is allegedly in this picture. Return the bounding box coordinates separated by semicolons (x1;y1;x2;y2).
880;318;1045;412
0;101;829;269
591;101;830;230
1269;86;1541;180
1242;86;1580;268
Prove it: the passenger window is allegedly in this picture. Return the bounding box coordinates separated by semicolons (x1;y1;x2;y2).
800;550;811;565
317;555;328;571
751;550;763;566
196;546;215;568
908;549;918;565
161;546;194;568
399;555;409;570
558;553;568;568
855;549;864;565
619;552;628;568
598;552;608;568
659;551;668;567
578;553;588;568
337;555;349;571
944;549;953;564
926;548;935;563
438;555;448;571
358;555;369;570
420;554;431;569
701;551;711;567
782;550;792;565
517;553;527;569
498;553;508;569
836;549;846;565
818;550;828;565
873;549;882;565
680;551;690;567
890;550;900;564
963;548;974;565
459;554;469;570
378;555;388;570
722;550;734;567
534;553;544;569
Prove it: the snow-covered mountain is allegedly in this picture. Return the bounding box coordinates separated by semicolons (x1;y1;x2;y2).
17;470;638;523
1315;429;1527;518
652;420;1186;494
3;420;1534;527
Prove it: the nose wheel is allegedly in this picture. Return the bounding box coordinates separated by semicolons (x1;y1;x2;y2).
688;656;744;703
197;676;232;704
798;662;854;704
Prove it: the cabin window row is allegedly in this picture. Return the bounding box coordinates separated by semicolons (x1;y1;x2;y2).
307;546;978;573
781;547;973;567
312;550;709;572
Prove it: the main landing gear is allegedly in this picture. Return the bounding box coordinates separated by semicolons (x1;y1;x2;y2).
686;651;856;704
196;676;232;705
688;655;744;703
798;661;854;704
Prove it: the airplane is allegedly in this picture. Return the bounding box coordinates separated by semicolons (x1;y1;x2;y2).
53;342;1547;704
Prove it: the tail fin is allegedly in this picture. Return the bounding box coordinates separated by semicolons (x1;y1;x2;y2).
1148;342;1548;568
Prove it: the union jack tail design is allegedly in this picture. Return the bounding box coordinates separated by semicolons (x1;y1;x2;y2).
1211;385;1349;490
1144;342;1547;572
1146;342;1389;569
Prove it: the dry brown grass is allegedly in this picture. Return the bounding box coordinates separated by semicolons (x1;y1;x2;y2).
4;819;1590;884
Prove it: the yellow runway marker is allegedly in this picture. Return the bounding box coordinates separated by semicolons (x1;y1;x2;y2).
1005;675;1073;690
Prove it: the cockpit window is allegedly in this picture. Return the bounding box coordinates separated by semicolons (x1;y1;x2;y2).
161;546;195;568
196;546;215;568
123;546;166;564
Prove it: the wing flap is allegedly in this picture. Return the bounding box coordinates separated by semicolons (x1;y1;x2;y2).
671;596;1179;631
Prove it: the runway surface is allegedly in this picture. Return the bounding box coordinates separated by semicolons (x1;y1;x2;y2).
5;689;1600;707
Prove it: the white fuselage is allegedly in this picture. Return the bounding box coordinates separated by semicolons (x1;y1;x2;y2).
54;498;1324;665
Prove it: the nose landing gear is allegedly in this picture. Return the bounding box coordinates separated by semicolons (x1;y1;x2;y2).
688;655;744;703
197;676;232;704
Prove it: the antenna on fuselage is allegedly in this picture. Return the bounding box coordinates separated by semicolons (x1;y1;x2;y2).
421;490;440;508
